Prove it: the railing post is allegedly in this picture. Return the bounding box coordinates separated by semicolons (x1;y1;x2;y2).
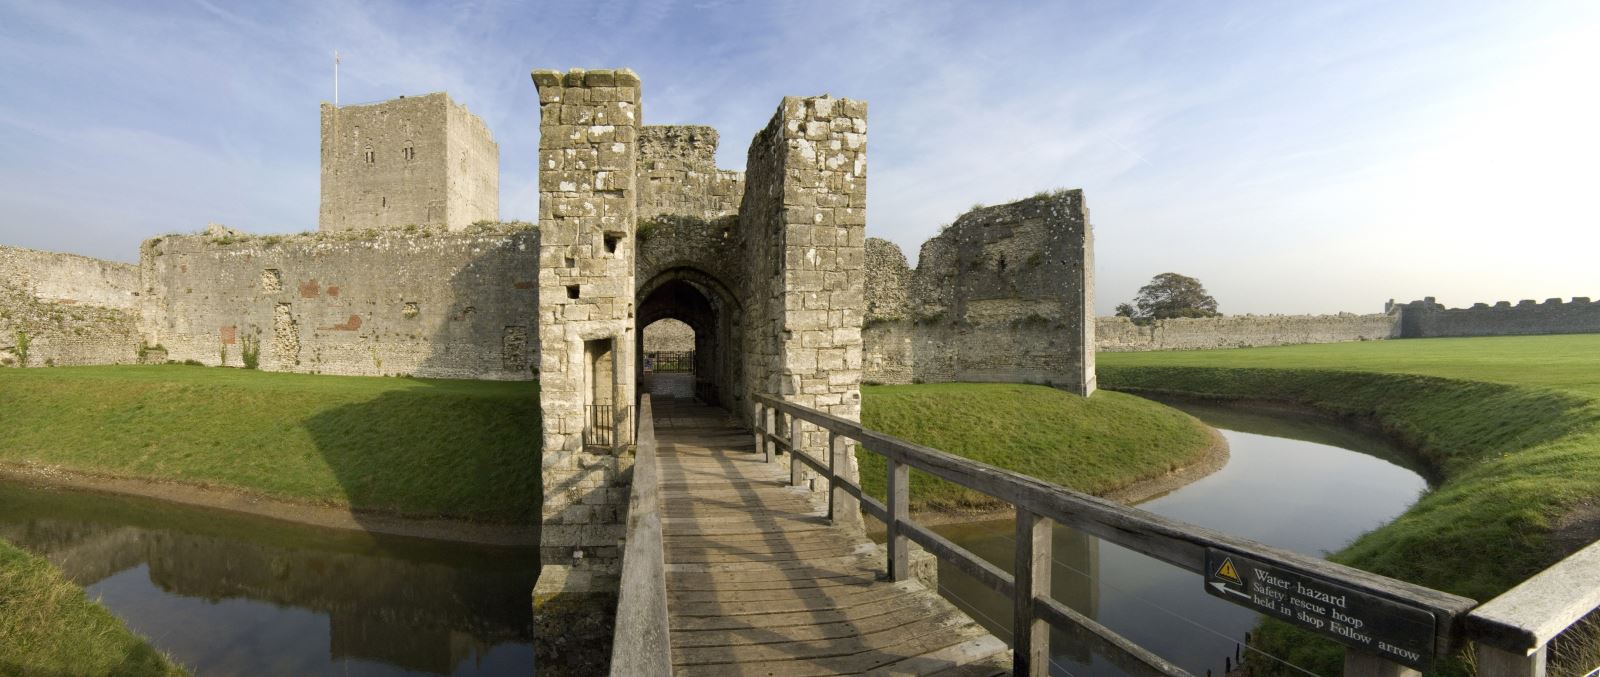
886;456;909;581
753;402;766;461
1342;650;1419;677
790;415;804;487
1014;509;1052;677
1472;645;1547;677
764;406;776;464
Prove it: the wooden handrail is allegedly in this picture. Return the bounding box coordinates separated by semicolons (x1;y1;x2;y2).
1466;538;1600;676
610;395;671;676
753;393;1480;676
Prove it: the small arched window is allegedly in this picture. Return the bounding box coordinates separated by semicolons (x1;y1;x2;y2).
364;146;375;164
402;143;415;161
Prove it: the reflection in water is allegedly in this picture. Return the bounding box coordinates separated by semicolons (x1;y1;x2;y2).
933;403;1429;676
0;483;538;676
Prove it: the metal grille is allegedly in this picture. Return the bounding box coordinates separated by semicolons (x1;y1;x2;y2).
583;404;632;450
644;351;694;373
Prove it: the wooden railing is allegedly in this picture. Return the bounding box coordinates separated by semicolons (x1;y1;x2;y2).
1466;538;1600;676
609;395;671;676
752;394;1487;677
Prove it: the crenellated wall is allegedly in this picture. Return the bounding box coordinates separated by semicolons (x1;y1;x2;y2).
1395;296;1600;338
137;225;538;379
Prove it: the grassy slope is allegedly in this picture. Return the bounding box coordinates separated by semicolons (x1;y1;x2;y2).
0;539;184;676
1099;335;1600;675
857;383;1213;511
0;365;539;523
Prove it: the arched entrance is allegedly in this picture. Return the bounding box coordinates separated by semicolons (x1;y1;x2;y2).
636;267;743;413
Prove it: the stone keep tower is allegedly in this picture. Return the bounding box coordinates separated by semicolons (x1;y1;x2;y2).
532;68;641;576
319;92;499;232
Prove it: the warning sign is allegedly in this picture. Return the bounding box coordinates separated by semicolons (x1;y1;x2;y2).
1204;548;1437;670
1215;557;1242;585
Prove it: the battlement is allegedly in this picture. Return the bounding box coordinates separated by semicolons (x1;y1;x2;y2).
1397;295;1600;338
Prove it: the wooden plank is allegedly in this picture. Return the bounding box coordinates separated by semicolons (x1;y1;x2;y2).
1014;509;1051;677
1471;644;1546;677
671;605;971;648
655;396;1004;677
671;607;978;664
610;394;672;677
1466;538;1600;653
887;457;910;581
901;519;1016;599
1342;649;1419;677
669;588;948;632
673;623;993;677
1036;596;1190;676
883;635;1012;676
755;393;1478;653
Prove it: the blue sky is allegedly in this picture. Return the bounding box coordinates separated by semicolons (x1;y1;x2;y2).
1;1;1595;314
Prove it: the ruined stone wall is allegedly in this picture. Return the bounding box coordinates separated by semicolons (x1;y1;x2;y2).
1095;313;1399;351
862;193;1095;394
531;68;640;581
0;245;142;367
319;93;498;233
637;125;744;222
136;226;537;379
0;245;139;310
642;318;694;353
1396;297;1600;338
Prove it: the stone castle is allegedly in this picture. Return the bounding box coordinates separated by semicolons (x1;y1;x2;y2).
319;92;499;232
2;67;1597;581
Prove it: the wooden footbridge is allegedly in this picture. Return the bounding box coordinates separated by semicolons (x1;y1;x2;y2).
607;385;1600;677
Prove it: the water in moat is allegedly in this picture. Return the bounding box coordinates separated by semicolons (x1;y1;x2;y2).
0;483;539;676
930;401;1431;676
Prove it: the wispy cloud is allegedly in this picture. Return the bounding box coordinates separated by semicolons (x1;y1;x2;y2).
0;0;1595;311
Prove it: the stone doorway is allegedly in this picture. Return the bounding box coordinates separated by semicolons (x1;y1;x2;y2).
636;267;742;414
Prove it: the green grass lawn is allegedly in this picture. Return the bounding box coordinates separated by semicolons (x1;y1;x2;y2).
857;383;1214;511
0;365;539;523
1100;334;1600;675
0;539;184;676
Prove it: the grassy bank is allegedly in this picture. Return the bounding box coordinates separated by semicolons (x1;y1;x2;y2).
0;365;539;523
1099;335;1600;675
0;538;184;676
857;383;1215;511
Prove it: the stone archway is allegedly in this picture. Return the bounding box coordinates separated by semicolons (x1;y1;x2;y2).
636;266;743;413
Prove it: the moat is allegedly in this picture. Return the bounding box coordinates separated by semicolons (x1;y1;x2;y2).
929;402;1428;676
0;483;539;676
0;401;1424;676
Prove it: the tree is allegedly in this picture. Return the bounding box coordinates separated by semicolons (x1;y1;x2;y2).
1119;273;1220;325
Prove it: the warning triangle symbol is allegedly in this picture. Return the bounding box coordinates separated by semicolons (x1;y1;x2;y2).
1216;557;1243;585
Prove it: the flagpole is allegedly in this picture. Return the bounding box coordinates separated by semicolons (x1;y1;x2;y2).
333;50;340;106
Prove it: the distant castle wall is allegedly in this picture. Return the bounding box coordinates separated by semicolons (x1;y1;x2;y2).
319;93;498;232
0;245;141;367
1095;313;1399;352
1395;296;1600;338
137;225;537;379
862;191;1096;394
